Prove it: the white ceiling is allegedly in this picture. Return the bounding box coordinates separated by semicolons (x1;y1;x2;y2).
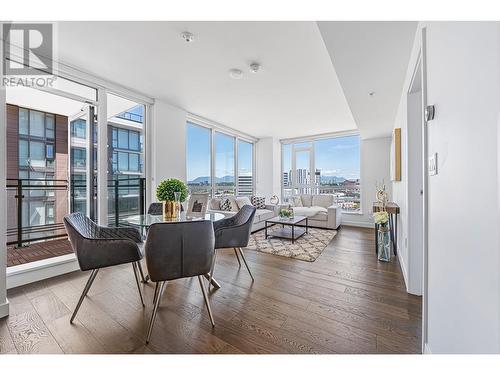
56;21;356;139
318;21;418;139
54;21;417;140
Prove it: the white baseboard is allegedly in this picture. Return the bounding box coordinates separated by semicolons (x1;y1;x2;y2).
398;250;409;290
7;254;80;289
424;342;432;354
0;299;9;318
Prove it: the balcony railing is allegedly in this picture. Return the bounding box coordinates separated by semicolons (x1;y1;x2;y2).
6;177;146;248
6;178;69;247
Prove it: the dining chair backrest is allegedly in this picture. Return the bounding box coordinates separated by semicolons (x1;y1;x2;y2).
144;220;215;282
148;202;163;215
213;205;256;249
63;212;142;271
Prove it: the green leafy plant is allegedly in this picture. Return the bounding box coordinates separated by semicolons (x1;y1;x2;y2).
279;207;293;218
156;178;188;202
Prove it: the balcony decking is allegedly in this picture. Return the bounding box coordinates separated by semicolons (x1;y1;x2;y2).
7;239;73;267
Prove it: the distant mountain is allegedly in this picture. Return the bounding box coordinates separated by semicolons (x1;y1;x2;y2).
320;176;346;184
189;176;210;184
188;175;235;184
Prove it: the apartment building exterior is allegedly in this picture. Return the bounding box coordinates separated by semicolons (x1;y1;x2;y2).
6;103;144;244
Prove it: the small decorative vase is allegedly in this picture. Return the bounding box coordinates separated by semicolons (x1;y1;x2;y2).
377;224;391;262
163;200;178;220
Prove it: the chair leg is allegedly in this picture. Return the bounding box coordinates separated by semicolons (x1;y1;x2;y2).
132;262;145;307
146;281;166;344
136;261;149;283
152;280;167;306
197;275;215;327
237;247;255;281
207;250;217;292
233;247;242;267
70;269;99;324
152;282;159;305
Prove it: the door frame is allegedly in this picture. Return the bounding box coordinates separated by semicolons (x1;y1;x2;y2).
291;143;315;193
420;27;430;353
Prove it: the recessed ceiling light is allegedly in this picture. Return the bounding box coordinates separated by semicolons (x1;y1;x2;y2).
181;31;195;43
229;69;244;79
249;62;261;73
369;91;375;97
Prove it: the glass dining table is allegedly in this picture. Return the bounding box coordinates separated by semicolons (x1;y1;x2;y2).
121;211;227;289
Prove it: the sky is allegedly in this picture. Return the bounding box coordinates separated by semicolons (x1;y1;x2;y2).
187;122;360;182
186;123;253;181
283;135;360;180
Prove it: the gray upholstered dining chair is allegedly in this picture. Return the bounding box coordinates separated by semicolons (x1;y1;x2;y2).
209;205;257;289
63;212;146;323
144;220;215;344
148;202;184;215
147;202;162;215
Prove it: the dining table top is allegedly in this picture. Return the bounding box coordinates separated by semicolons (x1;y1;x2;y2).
121;212;226;228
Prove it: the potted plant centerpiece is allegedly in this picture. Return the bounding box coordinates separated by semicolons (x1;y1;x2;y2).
156;178;188;220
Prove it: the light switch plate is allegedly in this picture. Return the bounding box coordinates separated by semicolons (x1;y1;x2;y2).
429;153;438;176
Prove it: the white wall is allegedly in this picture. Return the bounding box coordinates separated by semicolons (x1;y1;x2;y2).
342;137;392;227
394;22;500;353
150;99;188;202
255;137;281;201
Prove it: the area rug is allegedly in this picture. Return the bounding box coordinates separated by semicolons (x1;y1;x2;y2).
246;226;337;262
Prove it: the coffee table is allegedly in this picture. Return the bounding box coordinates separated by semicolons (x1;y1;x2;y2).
264;216;308;244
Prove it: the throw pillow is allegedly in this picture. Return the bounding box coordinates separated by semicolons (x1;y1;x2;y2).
251;196;266;209
289;196;303;207
235;196;253;210
209;198;221;210
220;198;233;211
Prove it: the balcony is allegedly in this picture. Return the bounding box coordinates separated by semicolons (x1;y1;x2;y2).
6;177;146;267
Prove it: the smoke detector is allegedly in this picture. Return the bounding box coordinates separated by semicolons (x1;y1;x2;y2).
229;69;244;79
181;31;195;43
249;62;261;73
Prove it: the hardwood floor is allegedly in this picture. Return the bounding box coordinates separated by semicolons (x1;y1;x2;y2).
0;226;422;354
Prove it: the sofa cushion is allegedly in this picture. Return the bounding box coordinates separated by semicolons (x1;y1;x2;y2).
236;196;252;210
210;198;221;210
254;209;275;223
292;206;327;218
312;194;334;208
300;195;313;207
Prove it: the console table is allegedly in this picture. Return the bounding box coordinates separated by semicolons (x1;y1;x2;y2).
373;202;400;256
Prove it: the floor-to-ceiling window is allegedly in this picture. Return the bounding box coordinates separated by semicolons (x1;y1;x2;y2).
186;121;255;197
237;139;254;196
106;95;146;226
282;134;361;212
215;132;235;196
186;123;212;194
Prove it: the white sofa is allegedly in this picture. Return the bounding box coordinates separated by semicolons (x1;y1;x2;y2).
284;194;341;229
208;196;279;232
